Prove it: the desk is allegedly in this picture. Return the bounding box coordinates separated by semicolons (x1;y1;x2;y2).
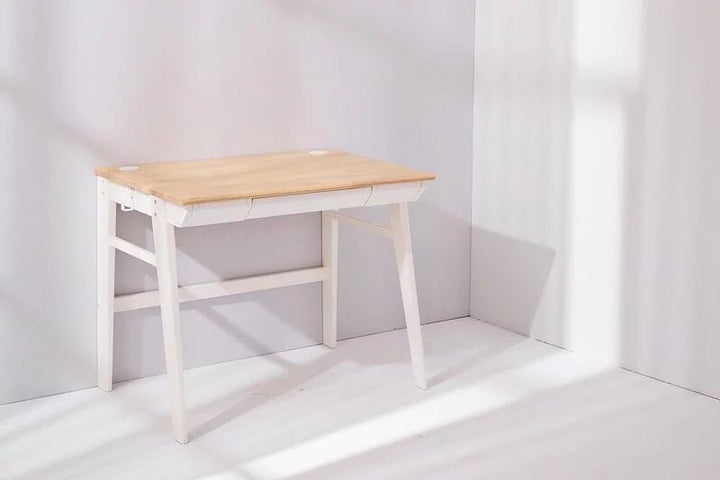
95;149;435;443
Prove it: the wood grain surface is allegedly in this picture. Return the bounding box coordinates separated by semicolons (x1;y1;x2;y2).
95;150;436;206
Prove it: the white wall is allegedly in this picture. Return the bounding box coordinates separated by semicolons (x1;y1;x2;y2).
472;0;720;398
0;0;474;404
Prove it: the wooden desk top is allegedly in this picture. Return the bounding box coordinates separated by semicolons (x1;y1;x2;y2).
96;150;435;206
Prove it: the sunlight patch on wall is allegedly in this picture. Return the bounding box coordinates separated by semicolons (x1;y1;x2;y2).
566;96;627;361
564;0;643;362
573;0;643;88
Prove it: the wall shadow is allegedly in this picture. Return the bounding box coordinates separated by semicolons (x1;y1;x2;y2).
471;228;556;337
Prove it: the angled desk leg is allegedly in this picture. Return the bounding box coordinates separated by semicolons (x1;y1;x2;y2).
322;210;339;348
389;203;427;390
152;199;188;444
97;178;117;392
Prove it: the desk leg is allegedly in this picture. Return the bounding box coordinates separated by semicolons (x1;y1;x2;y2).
322;210;339;348
97;178;116;392
152;200;188;444
389;203;427;390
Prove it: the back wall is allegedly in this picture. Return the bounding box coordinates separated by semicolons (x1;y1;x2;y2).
0;0;474;404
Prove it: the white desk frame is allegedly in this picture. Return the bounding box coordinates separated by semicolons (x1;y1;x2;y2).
97;177;428;443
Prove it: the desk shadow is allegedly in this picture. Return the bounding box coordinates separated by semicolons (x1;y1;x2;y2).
471;228;556;337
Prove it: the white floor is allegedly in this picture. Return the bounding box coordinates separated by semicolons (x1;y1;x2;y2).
2;317;720;480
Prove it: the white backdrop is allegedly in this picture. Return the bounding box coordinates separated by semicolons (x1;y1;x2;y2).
472;0;720;399
0;0;474;404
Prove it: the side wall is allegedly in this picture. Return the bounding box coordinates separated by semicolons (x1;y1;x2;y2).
472;0;720;398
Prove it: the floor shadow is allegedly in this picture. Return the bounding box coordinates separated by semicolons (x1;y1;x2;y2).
189;310;498;439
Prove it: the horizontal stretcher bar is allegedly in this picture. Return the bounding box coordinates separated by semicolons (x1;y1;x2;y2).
330;211;393;238
109;236;157;266
114;266;328;312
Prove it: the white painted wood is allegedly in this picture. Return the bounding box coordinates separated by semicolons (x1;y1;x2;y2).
331;211;393;238
365;182;424;207
164;202;191;227
105;182;424;229
104;184;190;227
411;182;426;202
109;236;157;266
101;178;432;442
247;188;372;220
389;203;427;390
112;183;134;210
322;211;339;348
106;183;154;217
152;199;188;444
97;178;117;392
114;267;328;312
174;183;423;227
180;199;252;227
